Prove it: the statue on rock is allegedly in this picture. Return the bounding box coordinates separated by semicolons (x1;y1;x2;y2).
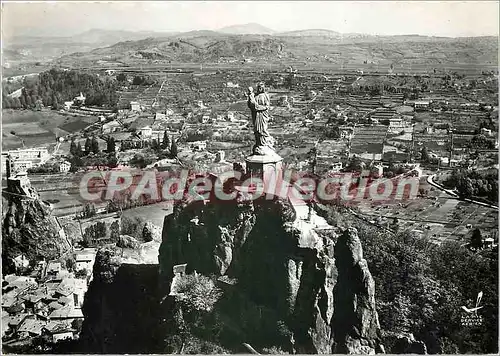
247;82;275;155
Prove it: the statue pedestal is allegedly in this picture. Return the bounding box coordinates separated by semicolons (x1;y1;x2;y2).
245;152;283;196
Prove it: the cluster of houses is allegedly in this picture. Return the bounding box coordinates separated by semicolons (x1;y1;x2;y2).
1;148;72;176
2;249;96;347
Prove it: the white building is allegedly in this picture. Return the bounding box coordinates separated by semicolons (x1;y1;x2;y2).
130;101;141;112
155;112;166;121
13;254;30;270
190;141;207;151
43;322;75;343
481;128;493;136
201;115;210;124
139;126;153;138
75;251;95;272
102;120;121;134
414;100;430;111
328;162;343;172
59;161;71;173
215;151;225;162
339;127;354;140
6;147;50;161
2;148;50;175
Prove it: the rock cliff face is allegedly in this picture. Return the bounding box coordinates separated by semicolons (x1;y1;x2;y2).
78;248;162;353
158;195;383;353
2;196;71;273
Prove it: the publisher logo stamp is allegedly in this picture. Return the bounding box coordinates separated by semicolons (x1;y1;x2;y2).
461;291;484;327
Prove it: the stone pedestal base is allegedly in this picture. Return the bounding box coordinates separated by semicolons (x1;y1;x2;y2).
245;152;283;196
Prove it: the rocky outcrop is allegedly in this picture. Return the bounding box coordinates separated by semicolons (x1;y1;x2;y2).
333;228;382;354
78;247;162;353
382;331;427;354
117;234;140;249
158;194;383;353
2;196;71;273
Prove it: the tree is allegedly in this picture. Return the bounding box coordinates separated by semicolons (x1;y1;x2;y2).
82;229;93;248
142;224;153;242
19;95;26;108
91;137;99;154
3;96;12;109
65;257;76;272
175;274;222;313
133;76;145;86
75;142;83;157
52;95;60;110
458;177;474;198
96;221;107;238
81;203;96;218
345;156;365;172
170;139;178;157
14;97;23;109
75;268;88;279
110;220;120;242
116;73;127;82
421;146;430;162
84;137;92;154
70;139;77;156
107;137;116;153
470;228;483;249
162;131;170;149
284;73;295;90
25;94;33;107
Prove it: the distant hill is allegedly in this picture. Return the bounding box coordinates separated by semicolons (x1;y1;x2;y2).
2;29;177;62
218;23;275;35
54;31;498;68
71;29;178;45
278;29;342;38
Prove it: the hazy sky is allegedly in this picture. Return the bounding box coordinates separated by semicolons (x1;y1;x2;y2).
2;1;499;38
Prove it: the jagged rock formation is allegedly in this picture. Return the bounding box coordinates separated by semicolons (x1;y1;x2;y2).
2;196;71;273
158;194;383;353
78;248;162;353
382;331;427;354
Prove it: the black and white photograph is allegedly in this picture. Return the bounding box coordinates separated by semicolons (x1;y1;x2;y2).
1;1;498;354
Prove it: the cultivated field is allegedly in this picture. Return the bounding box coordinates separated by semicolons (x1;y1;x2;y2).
2;109;96;149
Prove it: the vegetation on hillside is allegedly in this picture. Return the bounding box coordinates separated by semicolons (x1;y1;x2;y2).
2;68;119;109
318;204;498;354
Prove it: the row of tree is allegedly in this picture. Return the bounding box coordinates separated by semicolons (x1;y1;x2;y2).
82;221;107;247
70;137;100;157
445;169;498;202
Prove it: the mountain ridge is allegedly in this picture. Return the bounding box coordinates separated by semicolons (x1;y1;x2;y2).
4;26;498;65
52;30;498;67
